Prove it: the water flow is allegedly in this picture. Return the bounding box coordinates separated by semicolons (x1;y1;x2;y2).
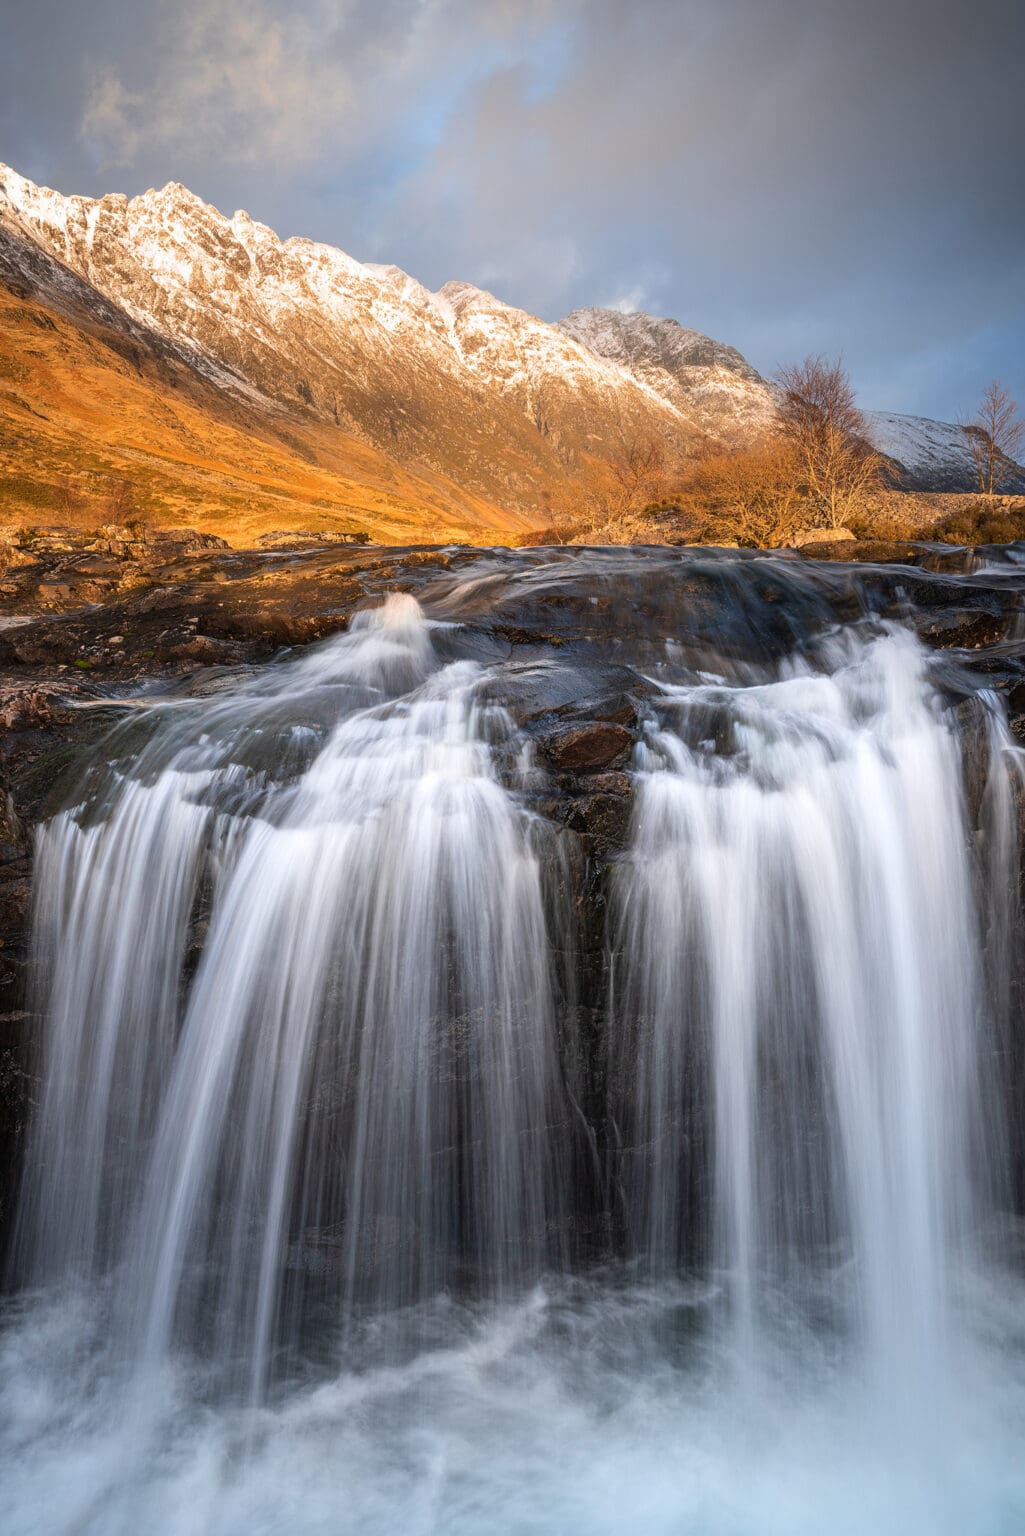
4;580;1025;1534
613;627;1011;1393
15;594;570;1397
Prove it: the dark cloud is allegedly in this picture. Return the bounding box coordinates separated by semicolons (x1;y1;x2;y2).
2;0;1023;418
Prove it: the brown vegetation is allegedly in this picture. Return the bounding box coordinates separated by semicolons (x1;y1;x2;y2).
522;359;896;549
682;438;805;546
519;474;1025;555
925;495;1025;546
566;438;687;544
0;281;537;548
775;355;887;527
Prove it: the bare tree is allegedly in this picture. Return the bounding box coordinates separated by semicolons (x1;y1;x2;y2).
776;356;885;528
53;475;87;526
608;437;672;516
960;381;1025;496
570;437;684;543
102;473;140;527
686;437;805;547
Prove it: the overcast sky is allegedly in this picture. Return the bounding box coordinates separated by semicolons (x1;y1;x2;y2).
2;0;1023;420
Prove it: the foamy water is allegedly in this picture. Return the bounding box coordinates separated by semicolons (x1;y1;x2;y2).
4;565;1025;1534
4;1273;1025;1536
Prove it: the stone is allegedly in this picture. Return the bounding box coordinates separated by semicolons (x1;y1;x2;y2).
541;722;633;772
790;527;856;547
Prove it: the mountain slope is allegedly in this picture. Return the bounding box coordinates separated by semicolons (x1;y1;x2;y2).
0;218;519;544
865;410;1025;494
1;162;1018;544
557;307;777;437
0;167;702;517
0;165;779;541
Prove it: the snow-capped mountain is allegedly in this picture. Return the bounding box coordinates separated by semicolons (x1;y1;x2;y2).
864;411;1025;493
0;161;1015;543
561;306;1020;494
0;167;755;437
558;307;777;434
0;165;736;514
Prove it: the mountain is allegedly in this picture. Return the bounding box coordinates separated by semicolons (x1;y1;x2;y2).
864;410;1024;493
0;163;1014;544
0;208;511;546
0;165;735;542
560;308;1023;495
558;307;777;432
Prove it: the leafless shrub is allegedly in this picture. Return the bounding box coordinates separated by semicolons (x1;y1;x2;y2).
960;382;1025;496
683;437;806;546
776;356;886;528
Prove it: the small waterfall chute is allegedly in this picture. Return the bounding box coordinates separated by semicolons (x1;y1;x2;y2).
611;625;1012;1388
16;594;572;1395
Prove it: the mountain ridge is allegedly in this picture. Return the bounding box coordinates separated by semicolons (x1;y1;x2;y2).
0;162;1012;543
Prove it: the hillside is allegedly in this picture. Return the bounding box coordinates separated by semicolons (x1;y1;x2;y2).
1;162;1018;545
863;411;1025;493
0;221;534;545
0;165;717;542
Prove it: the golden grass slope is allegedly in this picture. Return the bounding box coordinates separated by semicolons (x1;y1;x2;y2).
0;281;536;548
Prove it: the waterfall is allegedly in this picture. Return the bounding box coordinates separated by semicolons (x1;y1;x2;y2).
15;594;572;1396
610;627;1011;1390
4;564;1025;1534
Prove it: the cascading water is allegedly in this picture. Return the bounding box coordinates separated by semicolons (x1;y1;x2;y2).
611;628;1007;1396
3;550;1025;1535
14;594;572;1397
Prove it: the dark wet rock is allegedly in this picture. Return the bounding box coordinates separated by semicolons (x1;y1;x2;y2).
487;661;642;728
541;722;633;772
535;791;631;861
0;1008;33;1241
927;613;1013;650
535;766;634;861
564;792;634;857
577;771;632;797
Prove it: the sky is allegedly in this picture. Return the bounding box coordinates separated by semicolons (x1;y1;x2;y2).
2;0;1023;421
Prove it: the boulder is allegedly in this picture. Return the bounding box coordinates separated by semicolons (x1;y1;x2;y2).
541;722;633;772
790;527;856;548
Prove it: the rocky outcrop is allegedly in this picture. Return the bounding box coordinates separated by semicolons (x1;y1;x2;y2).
558;307;776;440
0;524;231;614
541;722;634;772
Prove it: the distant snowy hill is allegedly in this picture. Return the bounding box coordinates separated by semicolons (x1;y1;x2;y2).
866;411;1025;493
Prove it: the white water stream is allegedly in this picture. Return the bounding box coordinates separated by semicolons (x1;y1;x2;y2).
3;586;1025;1534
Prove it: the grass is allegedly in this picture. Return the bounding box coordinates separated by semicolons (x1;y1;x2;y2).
0;284;533;548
